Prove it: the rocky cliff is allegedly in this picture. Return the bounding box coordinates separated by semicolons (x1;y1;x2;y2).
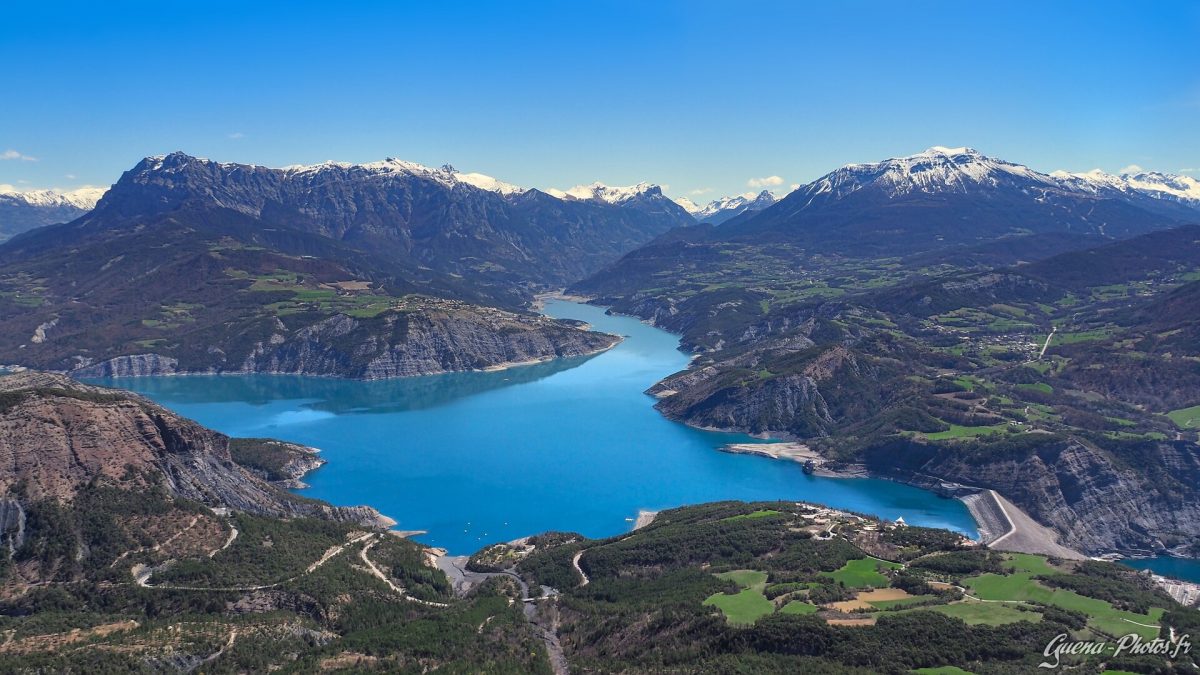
862;436;1200;556
0;371;388;526
649;343;901;439
69;302;619;379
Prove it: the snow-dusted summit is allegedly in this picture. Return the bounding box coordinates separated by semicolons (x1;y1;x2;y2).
681;190;778;224
0;186;107;211
276;157;528;196
0;186;108;241
546;181;666;205
808;146;1063;203
1052;168;1200;209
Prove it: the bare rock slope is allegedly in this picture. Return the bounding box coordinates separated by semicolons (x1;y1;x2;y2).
0;371;386;526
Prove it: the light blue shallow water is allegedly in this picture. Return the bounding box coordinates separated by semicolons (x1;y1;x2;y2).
93;300;978;554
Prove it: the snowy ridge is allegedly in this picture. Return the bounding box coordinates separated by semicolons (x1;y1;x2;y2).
546;181;662;204
824;146;1061;200
142;153;528;197
1053;168;1200;208
676;190;778;223
787;146;1200;214
280;157;527;196
0;186;107;210
674;196;702;214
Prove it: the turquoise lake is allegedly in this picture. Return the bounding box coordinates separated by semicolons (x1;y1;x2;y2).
1122;556;1200;584
94;299;978;554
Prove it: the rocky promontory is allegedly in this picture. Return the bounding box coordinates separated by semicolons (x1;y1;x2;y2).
0;371;391;527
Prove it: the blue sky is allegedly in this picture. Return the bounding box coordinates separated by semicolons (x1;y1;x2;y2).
2;1;1197;201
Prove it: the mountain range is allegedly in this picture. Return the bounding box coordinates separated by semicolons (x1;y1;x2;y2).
78;152;694;288
2;152;686;376
1053;167;1200;209
710;147;1196;255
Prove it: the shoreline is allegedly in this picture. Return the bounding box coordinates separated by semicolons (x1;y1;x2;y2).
63;338;622;383
717;441;868;479
633;510;657;530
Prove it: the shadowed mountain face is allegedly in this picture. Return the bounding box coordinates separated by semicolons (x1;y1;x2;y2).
77;152;694;287
0;207;619;375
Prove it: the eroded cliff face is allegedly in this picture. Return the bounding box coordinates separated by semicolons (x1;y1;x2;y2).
71;306;619;380
864;437;1200;556
0;372;387;527
649;345;889;439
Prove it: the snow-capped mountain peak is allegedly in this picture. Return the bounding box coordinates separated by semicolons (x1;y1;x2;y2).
0;186;107;210
546;181;661;205
1123;171;1200;204
675;190;778;224
673;196;702;214
814;146;1062;203
0;185;108;241
1051;167;1200;208
916;146;978;157
278;156;528;196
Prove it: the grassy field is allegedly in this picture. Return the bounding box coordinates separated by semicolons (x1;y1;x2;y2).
1007;553;1057;575
917;601;1041;626
1167;404;1200;429
965;554;1165;640
824;558;903;588
779;600;820;615
924;424;1008;441
704;570;773;625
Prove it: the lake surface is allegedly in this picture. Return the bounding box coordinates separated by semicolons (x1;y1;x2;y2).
1122;556;1200;583
94;299;977;554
